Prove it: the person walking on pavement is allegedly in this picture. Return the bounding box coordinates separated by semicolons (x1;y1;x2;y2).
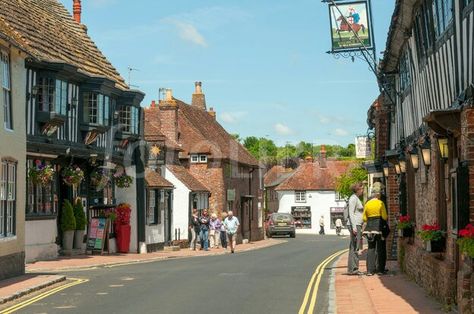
209;213;221;249
224;211;239;254
319;215;325;235
347;182;365;275
220;212;228;250
199;209;211;251
189;208;200;251
362;192;388;276
335;218;342;236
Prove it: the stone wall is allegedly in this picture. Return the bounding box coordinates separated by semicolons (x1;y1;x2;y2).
0;252;25;281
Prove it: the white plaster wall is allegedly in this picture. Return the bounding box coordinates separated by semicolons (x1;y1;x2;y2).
115;166;138;252
164;168;190;241
25;220;58;262
278;190;348;235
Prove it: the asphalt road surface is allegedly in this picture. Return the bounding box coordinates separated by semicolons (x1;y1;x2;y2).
18;235;348;314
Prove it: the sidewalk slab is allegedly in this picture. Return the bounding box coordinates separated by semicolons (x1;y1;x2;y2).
334;252;448;314
0;274;65;304
26;238;285;272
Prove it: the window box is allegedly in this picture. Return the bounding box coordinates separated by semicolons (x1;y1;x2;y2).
425;237;446;253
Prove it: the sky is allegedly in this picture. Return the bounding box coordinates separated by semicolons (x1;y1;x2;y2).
59;0;395;146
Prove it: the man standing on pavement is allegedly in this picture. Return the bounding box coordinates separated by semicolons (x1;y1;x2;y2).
224;211;239;254
199;209;210;251
347;182;364;275
319;215;325;235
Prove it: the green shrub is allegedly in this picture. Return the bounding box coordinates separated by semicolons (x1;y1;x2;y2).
61;200;76;232
73;198;87;230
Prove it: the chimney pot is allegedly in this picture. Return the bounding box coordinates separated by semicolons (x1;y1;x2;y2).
165;88;173;101
194;81;202;94
320;145;327;168
151;100;156;108
73;0;82;23
192;82;206;110
208;107;216;119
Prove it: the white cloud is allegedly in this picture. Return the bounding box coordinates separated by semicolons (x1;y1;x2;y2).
220;111;247;124
334;128;349;137
171;21;207;47
274;123;295;136
318;115;331;124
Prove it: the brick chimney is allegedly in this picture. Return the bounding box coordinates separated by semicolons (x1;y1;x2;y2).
319;145;327;168
159;89;178;143
73;0;82;23
192;81;206;110
208;107;216;119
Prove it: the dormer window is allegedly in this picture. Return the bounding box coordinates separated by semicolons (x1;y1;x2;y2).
119;105;139;134
191;154;207;163
37;78;67;116
199;155;207;163
83;92;110;126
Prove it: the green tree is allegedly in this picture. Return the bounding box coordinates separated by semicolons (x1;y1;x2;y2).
73;198;87;230
296;141;314;158
231;133;241;143
61;200;76;232
335;165;368;199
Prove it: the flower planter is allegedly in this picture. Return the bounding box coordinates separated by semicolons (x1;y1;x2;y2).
62;230;75;251
426;238;445;253
116;224;131;253
398;227;413;238
74;230;85;249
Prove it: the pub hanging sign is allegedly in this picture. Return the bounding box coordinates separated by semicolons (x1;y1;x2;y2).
327;0;373;52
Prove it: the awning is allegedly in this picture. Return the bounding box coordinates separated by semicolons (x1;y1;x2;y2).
423;107;461;137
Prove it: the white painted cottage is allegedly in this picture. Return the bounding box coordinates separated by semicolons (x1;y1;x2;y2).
274;149;354;235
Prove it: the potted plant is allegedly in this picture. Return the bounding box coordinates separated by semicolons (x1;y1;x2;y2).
114;167;133;188
73;198;87;250
417;223;445;252
62;165;84;187
28;160;55;186
61;200;76;251
458;224;474;258
115;203;132;253
90;168;110;191
397;215;414;237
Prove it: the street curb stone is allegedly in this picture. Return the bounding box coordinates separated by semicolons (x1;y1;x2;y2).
327;254;342;314
0;275;66;305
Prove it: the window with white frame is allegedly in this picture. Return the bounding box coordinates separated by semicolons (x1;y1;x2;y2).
191;154;207;163
1;51;12;130
190;155;199;163
295;191;306;203
26;159;57;217
432;0;453;38
147;190;156;224
119;106;139;134
83;92;110;125
0;160;16;237
399;50;411;92
54;79;68;115
199;155;207;163
38;77;55;113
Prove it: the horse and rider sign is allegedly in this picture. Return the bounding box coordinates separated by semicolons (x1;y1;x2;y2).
326;0;373;52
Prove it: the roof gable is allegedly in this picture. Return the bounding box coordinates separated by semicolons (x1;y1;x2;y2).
166;164;209;192
0;0;128;89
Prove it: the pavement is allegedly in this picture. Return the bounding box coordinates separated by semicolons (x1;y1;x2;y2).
333;251;449;313
0;236;452;313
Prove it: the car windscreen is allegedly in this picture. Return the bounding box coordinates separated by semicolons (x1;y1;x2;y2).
273;214;292;222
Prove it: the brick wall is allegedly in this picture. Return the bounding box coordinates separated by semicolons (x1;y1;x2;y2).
159;104;178;144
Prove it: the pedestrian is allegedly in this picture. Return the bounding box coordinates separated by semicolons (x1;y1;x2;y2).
220;212;228;250
224;210;239;254
335;218;342;236
189;208;200;250
199;209;210;251
347;182;364;275
319;215;325;235
209;213;221;249
362;192;388;276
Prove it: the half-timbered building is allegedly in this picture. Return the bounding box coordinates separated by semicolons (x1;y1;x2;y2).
0;0;145;261
369;0;474;308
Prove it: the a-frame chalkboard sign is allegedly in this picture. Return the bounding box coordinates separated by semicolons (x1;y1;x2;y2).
86;217;110;255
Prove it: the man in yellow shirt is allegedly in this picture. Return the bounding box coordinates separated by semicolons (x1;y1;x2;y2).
362;193;388;275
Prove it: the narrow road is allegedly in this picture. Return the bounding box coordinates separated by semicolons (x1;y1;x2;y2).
18;235;347;314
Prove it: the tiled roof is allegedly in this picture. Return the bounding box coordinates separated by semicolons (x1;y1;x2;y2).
144;107;164;142
175;100;259;167
264;165;295;187
166;164;209;192
0;0;128;90
145;169;174;188
275;160;353;191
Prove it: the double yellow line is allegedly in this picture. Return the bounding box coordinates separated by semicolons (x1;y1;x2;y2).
0;277;88;314
298;249;348;314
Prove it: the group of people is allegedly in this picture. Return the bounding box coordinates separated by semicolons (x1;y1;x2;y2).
189;209;240;254
347;182;389;276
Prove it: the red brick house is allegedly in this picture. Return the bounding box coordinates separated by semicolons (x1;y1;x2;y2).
145;83;263;242
263;165;295;215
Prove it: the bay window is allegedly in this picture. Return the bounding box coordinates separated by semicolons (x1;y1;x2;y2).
119;106;139;134
83;92;110;126
1;51;12;130
432;0;453;37
0;159;16;237
38;78;67;115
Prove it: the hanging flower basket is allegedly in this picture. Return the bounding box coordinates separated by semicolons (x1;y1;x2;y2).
113;166;133;188
90;169;110;191
61;165;84;186
458;224;474;258
28;160;55;186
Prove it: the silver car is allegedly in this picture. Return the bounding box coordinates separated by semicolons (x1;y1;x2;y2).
266;213;296;238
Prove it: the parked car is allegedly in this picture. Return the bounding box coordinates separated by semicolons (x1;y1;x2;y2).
266;213;295;238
